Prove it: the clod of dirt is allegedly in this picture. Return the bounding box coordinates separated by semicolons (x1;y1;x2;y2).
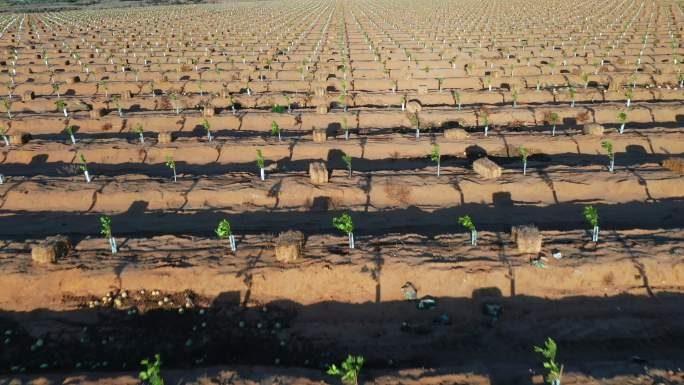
473;157;502;179
582;123;605;136
275;230;305;262
511;225;543;254
31;235;72;264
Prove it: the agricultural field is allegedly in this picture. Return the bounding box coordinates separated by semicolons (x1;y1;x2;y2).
0;0;683;384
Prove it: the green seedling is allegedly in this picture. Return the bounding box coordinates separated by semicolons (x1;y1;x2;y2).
327;355;364;385
100;215;117;253
581;72;590;88
0;126;9;147
55;99;67;117
617;111;627;134
3;97;11;119
458;215;477;245
165;155;177;182
601;140;614;172
215;218;236;252
139;354;163;385
549;112;560;136
452;90;461;110
201;118;213;142
480;111;489;136
519;146;529;175
52;82;61;98
271;104;285;113
625;86;633;107
568;86;576;108
133;123;145;144
583;205;599;242
409;113;420;139
333;213;355;249
78;154;91;183
430;144;441;176
271;121;281;141
400;95;406;111
112;95;122;117
65;125;77;145
338;94;347;112
341;117;350;140
511;88;519;108
342;153;352;177
533;338;563;385
256;149;265;180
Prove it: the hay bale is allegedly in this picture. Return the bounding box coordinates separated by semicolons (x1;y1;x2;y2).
312;128;326;143
158;132;174;144
417;84;429;95
583;123;604;136
275;230;304;262
22;90;34;102
203;105;215;117
406;100;422;113
9;132;29;145
473;157;502;179
31;235;72;264
90;108;105;119
511;225;542;254
444;128;469;139
316;104;329;114
663;157;684;174
309;161;328;184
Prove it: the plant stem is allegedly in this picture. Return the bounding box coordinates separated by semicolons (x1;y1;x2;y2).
260;168;265;181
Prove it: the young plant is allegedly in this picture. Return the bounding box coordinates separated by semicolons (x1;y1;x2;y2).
458;215;477;245
601;140;614;172
3;98;11;119
568;86;576;108
65;125;77;145
583;205;599;242
271;121;281;141
333;213;355;249
452;90;461;110
0;126;9;147
430;143;441;176
133;123;145;144
338;94;347;112
409;113;420;139
341;117;350;140
78;153;91;183
55;99;68;117
271;104;285;113
256;149;265;180
549;112;560;136
100;215;117;254
112;95;123;117
342;153;352;177
201;118;213;142
165;155;177;182
533;338;563;385
617;111;627;134
511;88;519;108
139;354;164;385
480;111;489;136
52;82;61;98
519;146;529;175
624;86;633;107
215;218;236;252
400;95;406;111
327;355;364;385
